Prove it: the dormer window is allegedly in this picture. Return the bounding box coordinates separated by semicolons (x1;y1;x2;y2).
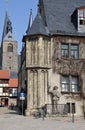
79;9;85;25
77;6;85;32
71;6;85;33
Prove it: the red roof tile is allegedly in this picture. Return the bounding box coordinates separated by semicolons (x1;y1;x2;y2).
0;70;10;79
9;78;18;87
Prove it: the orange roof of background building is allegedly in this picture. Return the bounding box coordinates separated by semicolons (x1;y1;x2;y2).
0;70;10;79
9;78;18;87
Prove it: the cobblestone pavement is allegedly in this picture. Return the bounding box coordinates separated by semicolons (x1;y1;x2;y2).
0;107;85;130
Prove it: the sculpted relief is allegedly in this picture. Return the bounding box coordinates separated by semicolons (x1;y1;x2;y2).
53;55;85;75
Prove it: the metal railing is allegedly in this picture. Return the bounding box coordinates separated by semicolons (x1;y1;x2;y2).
33;104;68;119
46;104;67;116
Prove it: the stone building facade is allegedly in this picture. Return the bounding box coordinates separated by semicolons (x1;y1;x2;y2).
18;0;85;117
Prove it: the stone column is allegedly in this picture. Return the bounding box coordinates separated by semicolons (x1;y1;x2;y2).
33;71;38;108
30;70;33;109
41;70;45;106
48;41;51;65
25;70;30;116
37;69;42;107
44;71;48;104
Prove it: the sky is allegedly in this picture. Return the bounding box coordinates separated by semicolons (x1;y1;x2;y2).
0;0;38;54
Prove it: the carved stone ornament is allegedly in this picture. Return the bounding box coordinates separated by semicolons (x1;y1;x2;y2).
53;59;85;75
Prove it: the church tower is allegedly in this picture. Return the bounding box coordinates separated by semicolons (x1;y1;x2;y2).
1;10;18;73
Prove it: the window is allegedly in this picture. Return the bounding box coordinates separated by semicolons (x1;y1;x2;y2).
8;35;12;38
71;76;79;92
72;103;75;113
66;103;75;113
7;43;13;57
80;19;85;25
3;88;8;93
67;103;70;113
9;88;17;97
79;9;85;18
61;43;69;58
79;9;85;25
61;75;79;93
61;75;70;92
71;44;79;58
9;88;12;94
79;10;83;18
61;43;79;59
7;43;13;52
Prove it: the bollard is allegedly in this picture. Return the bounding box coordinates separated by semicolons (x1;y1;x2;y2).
42;109;44;120
72;113;74;123
41;107;44;120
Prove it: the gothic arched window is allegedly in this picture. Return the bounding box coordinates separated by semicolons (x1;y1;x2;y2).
7;43;13;52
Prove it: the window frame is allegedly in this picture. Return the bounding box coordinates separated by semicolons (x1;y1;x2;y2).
61;75;70;92
61;43;79;59
71;44;79;59
61;75;80;93
61;43;69;58
71;76;79;92
3;87;9;93
66;103;76;113
79;9;85;25
7;43;13;52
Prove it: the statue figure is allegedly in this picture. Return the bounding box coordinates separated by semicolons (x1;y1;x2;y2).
52;86;60;113
48;85;60;114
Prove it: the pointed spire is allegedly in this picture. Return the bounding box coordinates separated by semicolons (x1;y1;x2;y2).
2;8;12;42
2;11;9;41
29;9;33;28
26;9;33;34
6;0;8;12
37;3;40;15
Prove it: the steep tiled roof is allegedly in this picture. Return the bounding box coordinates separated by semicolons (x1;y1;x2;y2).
9;78;18;87
2;11;10;41
1;11;17;43
27;13;48;36
26;9;33;34
41;0;85;35
0;70;10;79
